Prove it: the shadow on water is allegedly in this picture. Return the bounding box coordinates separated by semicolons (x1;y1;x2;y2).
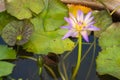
0;36;119;80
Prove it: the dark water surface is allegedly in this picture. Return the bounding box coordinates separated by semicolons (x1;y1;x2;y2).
0;36;118;80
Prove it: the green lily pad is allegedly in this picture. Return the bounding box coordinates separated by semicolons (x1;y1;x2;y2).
1;20;33;46
0;45;16;60
6;0;44;19
0;11;15;34
97;23;120;79
0;61;15;77
93;10;112;37
41;0;68;31
96;46;120;79
23;18;74;54
99;23;120;49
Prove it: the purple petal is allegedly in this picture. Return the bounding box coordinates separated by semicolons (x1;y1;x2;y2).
64;17;75;27
61;25;71;29
69;13;77;23
71;31;78;37
77;10;84;22
80;31;89;42
84;12;92;22
87;21;95;26
87;25;100;31
64;17;71;23
62;30;74;39
85;16;94;24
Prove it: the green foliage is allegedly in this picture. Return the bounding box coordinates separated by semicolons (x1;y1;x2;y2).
6;0;44;19
40;0;68;31
1;20;33;46
0;77;2;80
23;18;74;54
96;46;120;79
0;45;16;77
97;23;120;79
1;0;70;54
0;11;15;34
99;23;120;49
0;61;15;77
93;10;112;37
0;45;16;60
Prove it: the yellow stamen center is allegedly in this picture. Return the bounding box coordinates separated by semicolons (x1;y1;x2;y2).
17;35;22;41
75;23;86;31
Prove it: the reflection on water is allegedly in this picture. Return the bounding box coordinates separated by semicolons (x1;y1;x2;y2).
0;36;118;80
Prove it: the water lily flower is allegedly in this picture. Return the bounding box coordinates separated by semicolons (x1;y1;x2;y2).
61;10;100;42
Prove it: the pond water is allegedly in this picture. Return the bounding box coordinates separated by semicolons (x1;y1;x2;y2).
0;35;119;80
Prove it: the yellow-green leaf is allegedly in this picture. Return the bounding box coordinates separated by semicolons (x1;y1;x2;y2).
96;46;120;79
93;10;112;37
0;61;15;77
0;45;16;60
23;18;74;54
6;0;44;19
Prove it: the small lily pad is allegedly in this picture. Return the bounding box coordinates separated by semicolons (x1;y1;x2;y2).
1;20;33;46
0;61;15;77
6;0;44;19
0;45;16;77
0;45;16;60
93;10;112;37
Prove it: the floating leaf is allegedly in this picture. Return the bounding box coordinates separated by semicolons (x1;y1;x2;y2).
93;10;112;37
1;20;33;46
97;23;120;79
41;0;68;31
0;0;6;12
0;11;15;34
23;18;74;54
0;45;16;60
6;0;44;19
0;61;15;77
96;46;120;79
99;23;120;49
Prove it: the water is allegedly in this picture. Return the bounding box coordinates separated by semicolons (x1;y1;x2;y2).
1;36;118;80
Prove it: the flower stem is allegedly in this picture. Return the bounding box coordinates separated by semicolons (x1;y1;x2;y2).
71;35;82;80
